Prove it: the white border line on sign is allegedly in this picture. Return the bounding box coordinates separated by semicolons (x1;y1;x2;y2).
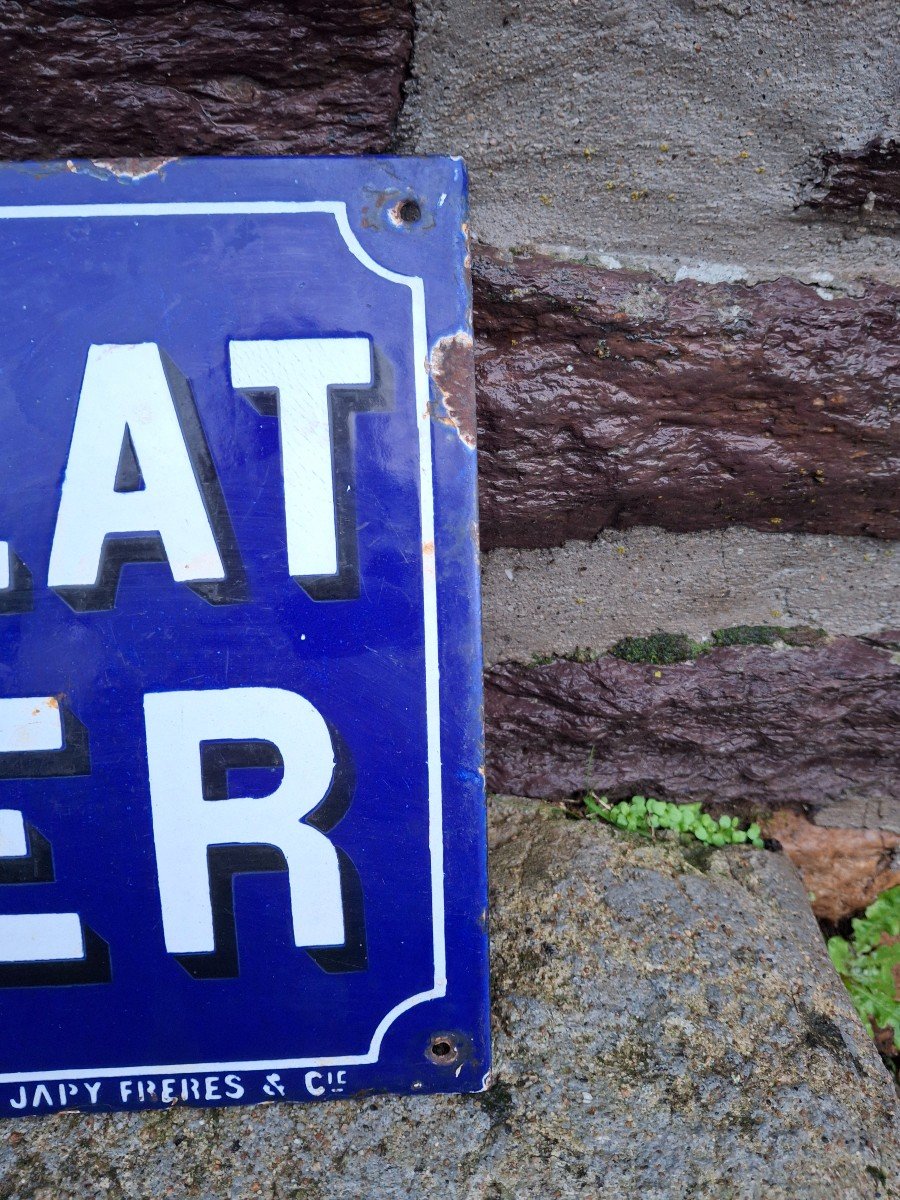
0;200;444;1082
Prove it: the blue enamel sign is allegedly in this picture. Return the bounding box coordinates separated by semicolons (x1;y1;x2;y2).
0;157;489;1114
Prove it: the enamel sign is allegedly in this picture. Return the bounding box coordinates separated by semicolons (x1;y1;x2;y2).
0;157;489;1113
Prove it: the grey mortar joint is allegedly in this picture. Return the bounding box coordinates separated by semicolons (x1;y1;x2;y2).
481;527;900;667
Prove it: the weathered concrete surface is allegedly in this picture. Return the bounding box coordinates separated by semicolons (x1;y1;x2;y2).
814;794;900;836
762;810;900;922
1;799;897;1200
482;527;900;667
485;637;900;815
398;0;900;287
473;248;900;549
0;2;413;159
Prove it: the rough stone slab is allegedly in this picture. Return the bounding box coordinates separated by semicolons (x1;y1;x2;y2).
1;799;897;1199
485;637;900;815
397;0;899;286
473;249;900;550
481;527;900;668
0;2;413;159
804;139;900;218
762;810;900;922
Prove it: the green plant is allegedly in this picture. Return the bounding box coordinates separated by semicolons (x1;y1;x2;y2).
583;794;764;848
828;887;900;1051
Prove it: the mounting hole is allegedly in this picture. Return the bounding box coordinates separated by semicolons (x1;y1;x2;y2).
426;1035;459;1065
398;199;422;225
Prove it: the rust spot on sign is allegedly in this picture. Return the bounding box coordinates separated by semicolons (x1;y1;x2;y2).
74;157;177;182
427;332;476;448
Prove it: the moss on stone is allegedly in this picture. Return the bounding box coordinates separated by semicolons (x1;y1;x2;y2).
681;839;715;874
478;1079;514;1122
711;623;827;648
529;646;598;666
712;624;782;647
610;632;701;664
530;626;829;669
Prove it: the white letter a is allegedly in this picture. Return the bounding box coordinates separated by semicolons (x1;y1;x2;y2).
49;344;230;610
